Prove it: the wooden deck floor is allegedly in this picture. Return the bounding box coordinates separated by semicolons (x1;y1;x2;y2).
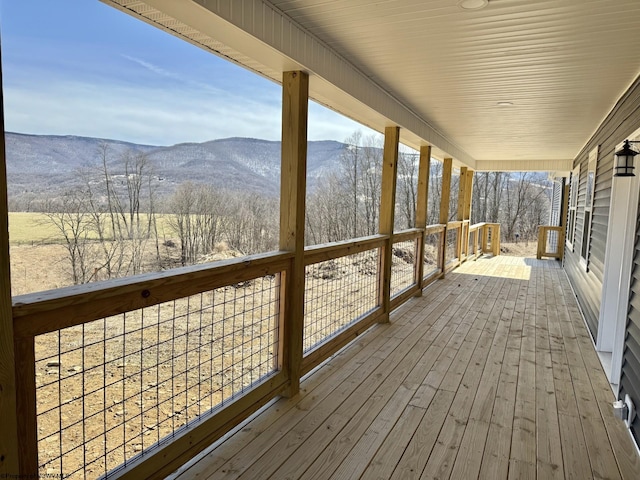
173;256;640;480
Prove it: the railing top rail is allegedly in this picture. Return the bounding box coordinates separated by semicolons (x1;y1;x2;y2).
392;228;422;243
424;224;446;234
469;222;487;229
539;225;563;231
447;221;463;229
304;234;387;265
13;250;294;338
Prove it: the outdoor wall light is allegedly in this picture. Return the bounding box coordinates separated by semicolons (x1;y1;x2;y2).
614;140;638;177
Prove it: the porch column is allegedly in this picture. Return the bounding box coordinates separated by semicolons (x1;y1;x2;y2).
279;71;308;397
463;168;474;221
378;126;400;322
415;145;431;292
439;158;453;271
457;166;467;222
0;44;20;475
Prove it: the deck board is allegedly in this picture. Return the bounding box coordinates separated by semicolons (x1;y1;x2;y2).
173;256;640;480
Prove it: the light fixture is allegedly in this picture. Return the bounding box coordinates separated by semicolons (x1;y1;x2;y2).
614;140;638;177
458;0;489;10
497;101;513;107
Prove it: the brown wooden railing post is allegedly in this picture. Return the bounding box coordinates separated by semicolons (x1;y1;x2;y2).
279;71;308;397
439;158;453;276
378;126;400;322
559;184;569;261
537;227;545;259
0;42;22;477
415;145;431;293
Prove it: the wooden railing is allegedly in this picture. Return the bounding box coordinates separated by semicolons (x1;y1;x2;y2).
11;223;499;479
537;225;565;260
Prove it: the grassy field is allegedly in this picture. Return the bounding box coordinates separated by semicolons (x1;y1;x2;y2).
8;212;63;245
8;212;176;246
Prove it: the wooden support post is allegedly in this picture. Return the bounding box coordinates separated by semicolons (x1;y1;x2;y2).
0;44;21;477
463;169;474;221
415;145;431;294
559;183;569;261
378;126;400;322
457;167;467;222
537;227;545;260
279;71;308;398
439;158;453;274
457;167;467;259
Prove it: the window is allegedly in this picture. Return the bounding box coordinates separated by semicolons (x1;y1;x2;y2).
580;146;598;267
567;165;580;250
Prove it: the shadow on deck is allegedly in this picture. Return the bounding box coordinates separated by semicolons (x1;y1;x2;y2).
172;255;639;480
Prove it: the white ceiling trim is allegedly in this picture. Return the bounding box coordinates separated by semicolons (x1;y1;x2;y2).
102;0;477;167
475;159;574;173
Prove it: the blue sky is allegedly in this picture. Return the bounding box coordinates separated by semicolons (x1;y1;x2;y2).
0;0;371;146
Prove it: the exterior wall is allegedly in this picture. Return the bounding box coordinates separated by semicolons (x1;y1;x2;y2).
564;74;640;447
549;179;564;227
621;212;640;441
564;75;640;337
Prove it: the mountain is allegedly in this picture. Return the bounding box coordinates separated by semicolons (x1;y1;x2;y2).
5;132;348;203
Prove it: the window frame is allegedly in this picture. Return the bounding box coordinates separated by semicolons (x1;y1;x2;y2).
580;146;598;269
566;165;580;251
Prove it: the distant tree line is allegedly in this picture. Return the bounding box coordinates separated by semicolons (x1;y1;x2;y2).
23;135;550;285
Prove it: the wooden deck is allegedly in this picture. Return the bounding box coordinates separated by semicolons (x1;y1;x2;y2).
172;256;640;480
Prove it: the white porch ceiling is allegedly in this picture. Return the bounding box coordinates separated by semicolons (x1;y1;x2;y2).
103;0;640;171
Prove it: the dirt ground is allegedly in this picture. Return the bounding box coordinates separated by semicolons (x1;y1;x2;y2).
499;240;539;258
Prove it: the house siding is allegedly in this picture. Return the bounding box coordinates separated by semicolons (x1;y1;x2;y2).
564;75;640;338
564;74;640;447
621;216;640;443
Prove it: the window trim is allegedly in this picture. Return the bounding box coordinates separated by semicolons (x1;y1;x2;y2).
566;165;580;251
580;146;598;269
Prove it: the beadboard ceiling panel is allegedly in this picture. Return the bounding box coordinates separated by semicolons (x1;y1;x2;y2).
103;0;640;170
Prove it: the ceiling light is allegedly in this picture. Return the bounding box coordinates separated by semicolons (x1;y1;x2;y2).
497;101;513;106
458;0;489;10
614;140;637;177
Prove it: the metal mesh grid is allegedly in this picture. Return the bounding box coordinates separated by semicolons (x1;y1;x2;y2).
446;228;459;264
424;232;441;278
34;275;280;479
468;229;476;256
390;238;417;297
546;229;559;254
303;248;380;353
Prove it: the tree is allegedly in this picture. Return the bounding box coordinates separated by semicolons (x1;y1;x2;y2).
43;190;97;285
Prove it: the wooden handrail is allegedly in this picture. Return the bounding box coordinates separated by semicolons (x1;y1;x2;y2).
392;228;422;243
13;251;294;337
303;234;387;265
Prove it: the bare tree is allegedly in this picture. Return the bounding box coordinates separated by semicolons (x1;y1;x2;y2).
42;190;97;285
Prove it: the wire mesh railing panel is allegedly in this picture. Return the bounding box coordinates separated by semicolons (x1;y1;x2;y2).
34;275;280;479
546;229;559;254
390;238;417;297
423;232;441;278
446;228;459;265
468;229;476;257
304;248;380;353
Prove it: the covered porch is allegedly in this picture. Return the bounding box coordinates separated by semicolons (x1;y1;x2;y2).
175;255;639;480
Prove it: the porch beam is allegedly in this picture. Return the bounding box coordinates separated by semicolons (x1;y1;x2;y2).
378;126;400;321
279;71;308;397
0;45;20;476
